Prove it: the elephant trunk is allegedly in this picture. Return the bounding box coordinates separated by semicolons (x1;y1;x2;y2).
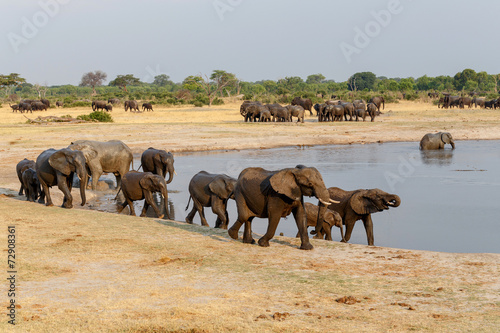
314;186;335;235
450;140;455;150
160;182;170;219
388;194;401;208
166;163;175;184
77;165;88;206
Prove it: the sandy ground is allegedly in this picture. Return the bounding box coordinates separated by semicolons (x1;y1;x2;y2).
0;99;499;332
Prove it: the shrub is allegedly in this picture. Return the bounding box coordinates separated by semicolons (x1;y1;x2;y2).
64;101;92;108
211;97;224;105
243;94;253;100
193;101;203;107
77;111;113;122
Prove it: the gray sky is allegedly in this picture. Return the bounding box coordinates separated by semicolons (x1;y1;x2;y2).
1;0;499;86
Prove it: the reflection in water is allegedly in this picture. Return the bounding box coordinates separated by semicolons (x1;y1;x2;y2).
420;150;454;166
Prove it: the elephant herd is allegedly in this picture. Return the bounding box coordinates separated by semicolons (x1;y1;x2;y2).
240;96;384;123
10;99;50;113
437;94;500;109
91;99;154;112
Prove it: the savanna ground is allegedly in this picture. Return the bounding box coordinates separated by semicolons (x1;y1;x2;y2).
0;99;499;332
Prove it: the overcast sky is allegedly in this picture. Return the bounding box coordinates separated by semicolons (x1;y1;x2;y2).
1;0;499;86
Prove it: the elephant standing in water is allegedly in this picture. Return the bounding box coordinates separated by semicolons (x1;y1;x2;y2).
327;187;401;245
420;132;455;150
228;165;337;250
140;148;176;184
185;171;237;229
68;140;133;191
36;148;88;208
118;171;170;219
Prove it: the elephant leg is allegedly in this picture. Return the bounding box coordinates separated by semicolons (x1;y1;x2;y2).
18;183;24;196
57;174;73;208
191;197;208;226
126;197;136;216
117;199;128;213
343;218;355;243
243;217;256;244
185;200;197;224
142;190;163;219
258;207;283;248
324;225;333;241
228;219;243;239
362;215;374;246
211;197;228;229
293;204;313;250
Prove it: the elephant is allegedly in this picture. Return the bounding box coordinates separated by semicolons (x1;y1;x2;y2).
108;98;120;104
142;103;153;111
355;108;367;121
240;101;262;117
9;104;19;112
92;100;107;111
327;187;401;245
368;96;385;112
472;97;485;108
117;171;169;219
67;140;133;191
325;105;344;121
275;107;291;122
140;147;176;184
40;99;50;108
16;158;36;195
419;132;455;150
55;101;63;108
303;202;343;241
291;97;313;115
459;97;473;109
338;101;354;121
245;104;269;122
19;103;32;113
366;103;377;122
32;102;48;111
124;100;140;112
259;110;272;122
185;171;237;229
227;165;337;250
265;103;283;121
36;148;88;208
353;99;366;112
22;168;41;202
286;105;305;123
484;99;497;109
104;104;113;112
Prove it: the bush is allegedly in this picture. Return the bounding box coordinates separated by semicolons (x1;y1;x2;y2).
193;101;203;107
243;94;253;100
64;101;92;108
77;111;113;122
211;97;224;105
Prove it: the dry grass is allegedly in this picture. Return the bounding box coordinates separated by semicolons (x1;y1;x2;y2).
1;100;500;332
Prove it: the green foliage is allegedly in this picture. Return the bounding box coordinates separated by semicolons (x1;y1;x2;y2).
211;97;224;105
306;74;325;84
348;72;376;91
64;101;92;108
193;101;204;107
77;111;113;122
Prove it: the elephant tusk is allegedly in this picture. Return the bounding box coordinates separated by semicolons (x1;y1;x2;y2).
319;198;330;206
329;198;340;204
174;170;177;175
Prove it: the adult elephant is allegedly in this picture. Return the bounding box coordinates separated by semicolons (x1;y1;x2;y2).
313;103;327;121
419;132;455;150
56;101;63;108
108;98;120;104
240;101;261;117
472;97;485;108
227;165;337;250
124;100;140;112
245;104;268;122
16;158;36;195
68;140;133;191
117;171;169;219
92;100;107;111
291;97;313;115
339;101;355;121
368;96;385;112
32;102;48;111
40;99;50;108
36;148;88;208
140;148;175;184
304;202;343;241
327;187;401;245
142;103;153;111
185;171;237;229
326;105;344;121
366;103;377;122
286;105;305;123
22;168;41;202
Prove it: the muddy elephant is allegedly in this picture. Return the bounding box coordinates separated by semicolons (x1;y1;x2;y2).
117;171;169;219
326;105;344;121
304;202;343;241
228;165;337;250
368;96;385;112
68;140;133;191
142;103;153;111
92;100;107;111
286;105;305;123
291;97;313;115
275;107;291;122
259;110;272;122
245;104;269;122
419;132;455;150
16;158;36;195
366;103;377;122
140;148;175;184
240;101;262;117
124;100;140;112
22;168;41;202
185;171;237;229
327;187;401;245
36;148;88;208
339;101;355;121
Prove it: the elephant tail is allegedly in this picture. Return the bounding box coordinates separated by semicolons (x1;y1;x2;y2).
185;196;192;211
137;163;142;171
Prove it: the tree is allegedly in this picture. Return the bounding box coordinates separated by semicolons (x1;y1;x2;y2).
453;69;477;90
33;83;48;98
306;74;325;84
347;72;376;91
399;78;415;92
182;70;236;106
79;70;107;95
153;74;172;87
109;74;141;92
0;73;25;96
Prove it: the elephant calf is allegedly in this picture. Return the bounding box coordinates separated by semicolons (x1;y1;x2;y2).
420;132;455;150
185;171;236;229
300;202;344;241
16;158;36;196
22;168;41;202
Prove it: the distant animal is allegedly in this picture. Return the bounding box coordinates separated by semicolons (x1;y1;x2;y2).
108;98;120;104
92;100;107;111
104;104;113;112
56;101;63;108
291;97;313;115
368;96;385;112
124;100;140;112
40;99;50;108
142;103;153;112
9;104;19;112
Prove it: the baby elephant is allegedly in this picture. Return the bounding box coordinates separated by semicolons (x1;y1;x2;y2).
185;171;237;229
420;132;455;150
300;202;344;241
22;168;41;202
142;103;153;112
118;171;170;219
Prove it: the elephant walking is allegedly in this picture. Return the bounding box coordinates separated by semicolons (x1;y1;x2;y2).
420;132;455;150
118;171;170;219
368;96;385;112
142;103;153;111
124;100;140;112
228;165;337;250
291;97;313;115
68;140;133;191
22;168;41;202
327;187;401;245
140;148;176;184
36;148;88;208
303;202;343;241
185;171;237;229
16;158;36;195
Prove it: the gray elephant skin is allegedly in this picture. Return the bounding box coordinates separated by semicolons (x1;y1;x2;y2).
303;202;344;241
328;187;401;245
420;132;455;150
16;158;36;195
291;97;313;115
36;148;88;208
118;171;170;219
228;165;337;250
68;140;133;191
368;96;385;112
124;100;139;112
185;171;237;229
140;148;175;184
22;168;41;202
92;100;107;111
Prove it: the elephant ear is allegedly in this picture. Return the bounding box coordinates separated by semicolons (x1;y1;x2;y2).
139;174;156;191
72;144;97;162
441;132;451;144
208;178;230;199
350;190;378;215
48;150;75;176
269;169;301;201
